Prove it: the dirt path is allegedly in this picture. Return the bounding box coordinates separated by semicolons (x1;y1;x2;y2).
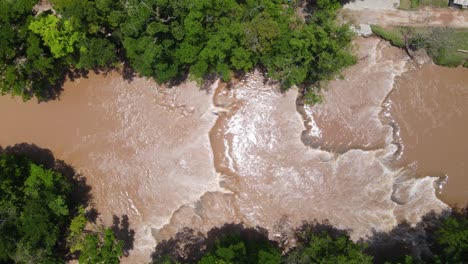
342;8;468;28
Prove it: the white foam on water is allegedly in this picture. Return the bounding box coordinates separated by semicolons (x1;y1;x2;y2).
155;38;448;246
0;36;450;262
305;106;322;138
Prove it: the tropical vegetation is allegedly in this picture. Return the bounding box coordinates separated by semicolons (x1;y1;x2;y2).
0;0;355;100
0;152;123;263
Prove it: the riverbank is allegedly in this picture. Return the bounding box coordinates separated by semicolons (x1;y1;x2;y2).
341;2;468;71
371;25;468;67
342;7;468;28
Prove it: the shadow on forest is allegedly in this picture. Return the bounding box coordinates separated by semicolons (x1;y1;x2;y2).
112;214;136;257
292;219;351;244
151;223;274;263
150;208;466;264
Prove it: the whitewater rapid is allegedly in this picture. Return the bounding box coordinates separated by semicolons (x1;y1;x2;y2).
0;37;451;263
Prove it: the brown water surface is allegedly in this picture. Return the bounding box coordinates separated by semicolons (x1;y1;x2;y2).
156;38;447;245
0;73;222;262
0;37;458;262
385;65;468;207
302;38;407;152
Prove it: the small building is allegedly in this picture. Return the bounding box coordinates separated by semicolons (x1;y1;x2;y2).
452;0;468;8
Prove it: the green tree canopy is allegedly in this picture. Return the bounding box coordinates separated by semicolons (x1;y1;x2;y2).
67;207;124;263
433;213;468;264
28;14;84;58
76;228;124;264
0;153;71;262
0;0;70;100
118;0;355;86
1;0;356;100
284;230;373;264
0;149;125;263
198;232;281;264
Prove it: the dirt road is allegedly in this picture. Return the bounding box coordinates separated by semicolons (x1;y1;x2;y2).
342;8;468;28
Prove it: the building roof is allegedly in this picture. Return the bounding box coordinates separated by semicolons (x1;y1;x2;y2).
454;0;468;6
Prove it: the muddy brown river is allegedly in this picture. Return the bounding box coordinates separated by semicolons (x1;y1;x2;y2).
385;64;468;207
0;37;465;262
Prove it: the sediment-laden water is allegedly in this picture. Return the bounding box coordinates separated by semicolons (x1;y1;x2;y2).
0;73;223;262
384;64;468;207
0;37;462;262
157;38;447;243
301;38;406;152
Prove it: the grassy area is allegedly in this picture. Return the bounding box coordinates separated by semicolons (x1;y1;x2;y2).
427;28;468;66
370;25;405;48
370;25;468;67
399;0;449;9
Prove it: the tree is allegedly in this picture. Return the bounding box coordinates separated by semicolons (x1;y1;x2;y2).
2;0;356;99
284;230;373;264
0;153;71;262
0;150;124;263
198;233;281;264
77;37;117;70
263;0;356;90
433;213;468;264
0;0;71;100
67;206;88;253
117;0;355;87
76;228;124;264
28;14;83;58
67;207;124;263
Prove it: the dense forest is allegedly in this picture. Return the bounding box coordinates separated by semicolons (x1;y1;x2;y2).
0;0;355;101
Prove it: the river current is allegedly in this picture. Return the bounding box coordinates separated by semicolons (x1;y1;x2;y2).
0;37;464;262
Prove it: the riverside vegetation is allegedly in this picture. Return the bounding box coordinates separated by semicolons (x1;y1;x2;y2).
371;25;468;67
154;213;468;264
0;0;355;102
399;0;449;10
0;149;123;263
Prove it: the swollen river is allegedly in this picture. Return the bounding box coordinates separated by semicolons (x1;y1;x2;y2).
0;37;465;262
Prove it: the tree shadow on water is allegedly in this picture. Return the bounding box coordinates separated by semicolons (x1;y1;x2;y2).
151;227;205;263
111;214;136;257
365;221;433;264
151;223;274;263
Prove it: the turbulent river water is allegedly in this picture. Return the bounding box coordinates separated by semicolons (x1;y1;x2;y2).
0;37;465;262
385;64;468;207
